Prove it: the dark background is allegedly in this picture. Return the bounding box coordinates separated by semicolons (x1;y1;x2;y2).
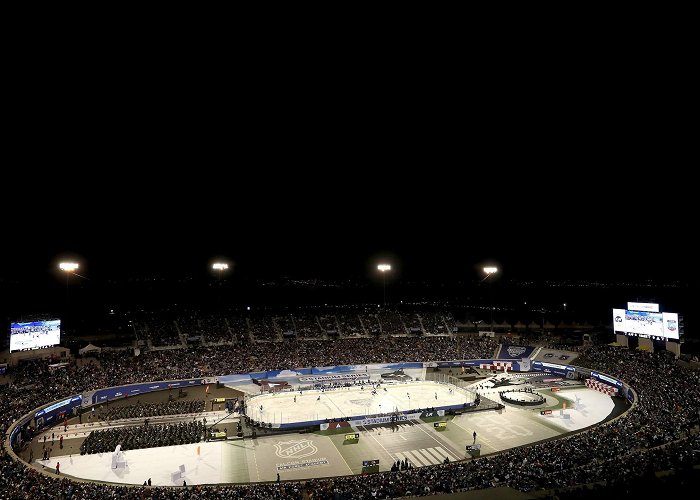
1;73;692;344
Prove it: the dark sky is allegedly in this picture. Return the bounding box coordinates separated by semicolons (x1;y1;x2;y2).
2;183;690;286
1;81;691;288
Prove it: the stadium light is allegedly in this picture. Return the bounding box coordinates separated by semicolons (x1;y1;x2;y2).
58;261;81;310
212;262;230;306
377;264;391;308
483;266;498;333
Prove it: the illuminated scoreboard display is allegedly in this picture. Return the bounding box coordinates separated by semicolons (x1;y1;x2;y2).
612;302;680;340
10;319;61;352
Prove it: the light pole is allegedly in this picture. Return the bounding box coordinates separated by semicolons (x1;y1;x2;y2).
377;264;391;308
59;262;79;303
212;262;229;306
483;266;498;332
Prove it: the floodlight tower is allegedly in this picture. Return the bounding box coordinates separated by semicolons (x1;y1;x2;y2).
59;262;79;301
483;266;498;333
212;262;229;305
377;264;391;308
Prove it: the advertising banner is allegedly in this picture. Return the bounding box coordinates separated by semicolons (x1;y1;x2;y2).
91;379;204;404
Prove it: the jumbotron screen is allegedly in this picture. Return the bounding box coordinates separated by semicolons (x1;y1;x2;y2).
10;319;61;352
612;309;679;340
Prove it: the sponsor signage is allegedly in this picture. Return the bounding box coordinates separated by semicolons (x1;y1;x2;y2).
591;372;623;388
344;433;360;441
276;458;328;471
35;395;81;418
299;373;369;382
92;379;205;404
350;412;422;428
541;362;566;369
9;426;21;447
628;302;659;312
540;410;552;415
434;422;447;429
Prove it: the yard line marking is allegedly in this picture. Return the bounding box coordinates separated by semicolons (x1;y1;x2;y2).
416;448;440;465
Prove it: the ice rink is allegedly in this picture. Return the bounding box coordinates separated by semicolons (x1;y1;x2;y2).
246;381;472;425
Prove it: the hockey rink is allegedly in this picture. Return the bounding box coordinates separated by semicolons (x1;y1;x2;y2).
246;381;471;425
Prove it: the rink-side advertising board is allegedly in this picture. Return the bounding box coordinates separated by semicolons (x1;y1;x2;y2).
90;379;205;404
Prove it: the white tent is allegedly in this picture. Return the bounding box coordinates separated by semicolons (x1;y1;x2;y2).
79;343;102;355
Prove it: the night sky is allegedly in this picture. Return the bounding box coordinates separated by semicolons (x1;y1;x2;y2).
2;188;690;285
1;90;691;314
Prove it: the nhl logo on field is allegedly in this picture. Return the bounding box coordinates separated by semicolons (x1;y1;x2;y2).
507;346;526;357
275;439;318;459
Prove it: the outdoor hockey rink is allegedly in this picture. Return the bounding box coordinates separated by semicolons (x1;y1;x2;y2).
247;381;471;425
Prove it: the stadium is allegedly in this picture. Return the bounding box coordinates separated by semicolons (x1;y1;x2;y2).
2;303;698;499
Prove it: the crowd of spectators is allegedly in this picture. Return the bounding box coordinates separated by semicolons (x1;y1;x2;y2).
128;310;590;347
128;310;462;344
95;400;204;422
318;315;339;336
226;316;249;344
2;338;699;498
247;316;277;341
377;311;406;336
135;316;182;347
292;314;324;338
198;316;232;344
175;314;201;340
399;312;423;335
335;313;364;337
362;313;382;335
80;421;205;454
420;313;453;335
273;316;294;338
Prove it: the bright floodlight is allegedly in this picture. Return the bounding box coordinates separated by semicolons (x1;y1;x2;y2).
377;264;391;272
483;266;498;275
212;263;229;271
59;262;79;272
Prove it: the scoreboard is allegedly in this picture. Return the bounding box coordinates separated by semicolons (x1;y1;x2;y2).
612;303;680;340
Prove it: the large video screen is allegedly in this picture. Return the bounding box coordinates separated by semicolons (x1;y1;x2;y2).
10;320;61;352
612;308;680;340
625;310;663;337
